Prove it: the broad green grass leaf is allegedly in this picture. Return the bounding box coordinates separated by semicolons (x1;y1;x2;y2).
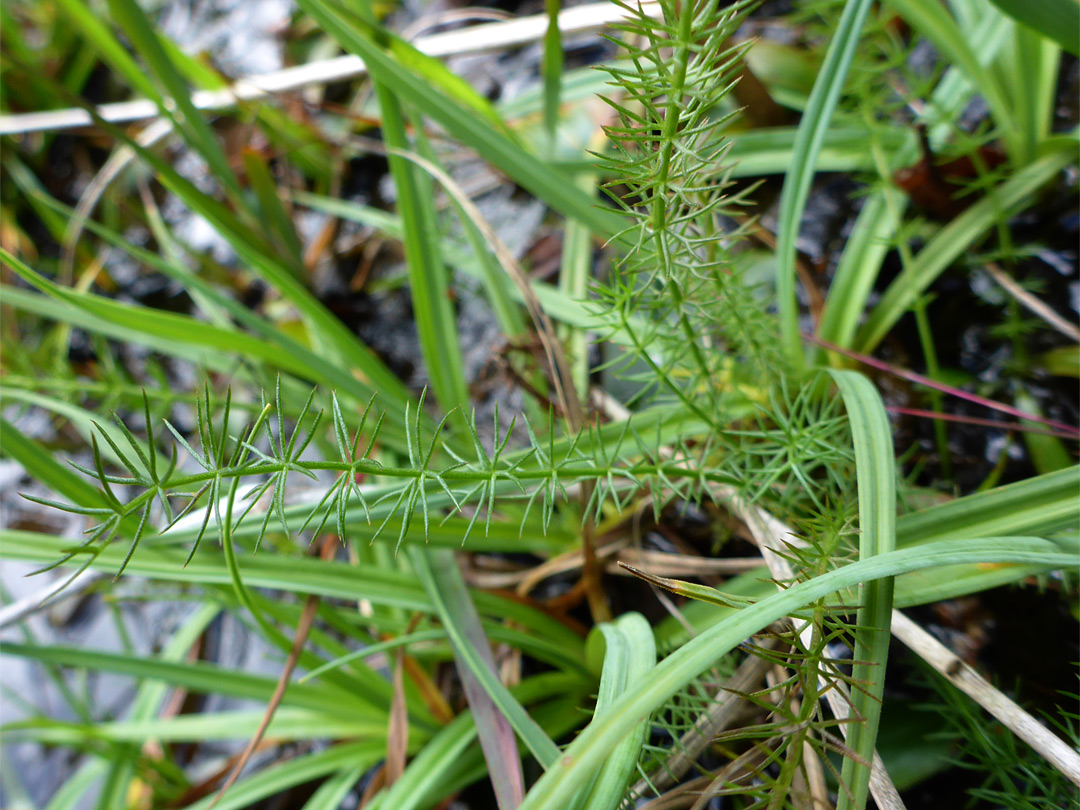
580;613;655;810
1;285;234;371
300;766;365;810
5;708;392;745
775;0;873;368
1;250;315;379
726;126;910;177
0;530;586;657
42;760;109;810
830;370;896;810
1000;24;1061;164
182;742;385;810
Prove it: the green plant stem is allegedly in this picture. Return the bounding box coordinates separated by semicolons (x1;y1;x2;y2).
647;0;716;392
92;458;744;506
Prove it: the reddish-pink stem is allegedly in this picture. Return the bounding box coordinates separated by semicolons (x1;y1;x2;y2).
810;335;1080;438
886;406;1077;439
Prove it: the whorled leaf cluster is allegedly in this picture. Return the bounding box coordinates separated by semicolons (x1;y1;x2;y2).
593;0;783;423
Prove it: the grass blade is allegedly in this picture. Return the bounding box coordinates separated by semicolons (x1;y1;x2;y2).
580;613;655;810
775;0;873;369
0;251;316;380
377;92;469;414
829;370;896;810
103;0;242;202
409;547;558;789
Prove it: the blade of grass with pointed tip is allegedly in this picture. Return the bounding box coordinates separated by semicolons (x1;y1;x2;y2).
516;538;1075;809
775;0;873;369
829;369;896;810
